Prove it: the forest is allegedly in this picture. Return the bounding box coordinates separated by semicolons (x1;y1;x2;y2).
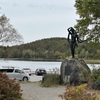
0;37;100;60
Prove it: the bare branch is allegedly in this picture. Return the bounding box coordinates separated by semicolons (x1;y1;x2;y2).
0;14;23;45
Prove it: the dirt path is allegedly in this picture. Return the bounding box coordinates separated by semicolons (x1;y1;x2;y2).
20;82;65;100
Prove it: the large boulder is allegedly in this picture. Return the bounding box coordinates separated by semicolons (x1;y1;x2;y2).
60;58;91;85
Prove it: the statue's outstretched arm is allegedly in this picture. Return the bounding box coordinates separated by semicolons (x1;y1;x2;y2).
76;35;86;43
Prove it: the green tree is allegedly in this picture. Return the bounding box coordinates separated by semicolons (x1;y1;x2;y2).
95;49;100;59
11;48;22;58
22;49;33;58
79;48;85;58
85;50;89;59
0;47;5;57
74;0;100;42
54;51;62;59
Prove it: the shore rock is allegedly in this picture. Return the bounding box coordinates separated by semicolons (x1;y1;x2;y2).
60;58;91;85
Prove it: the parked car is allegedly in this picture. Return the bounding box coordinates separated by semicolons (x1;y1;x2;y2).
21;68;32;76
0;66;30;81
35;68;47;75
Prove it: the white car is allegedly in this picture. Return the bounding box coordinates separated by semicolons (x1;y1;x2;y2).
21;68;32;76
0;66;30;81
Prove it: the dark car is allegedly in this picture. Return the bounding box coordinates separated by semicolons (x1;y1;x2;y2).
35;68;47;75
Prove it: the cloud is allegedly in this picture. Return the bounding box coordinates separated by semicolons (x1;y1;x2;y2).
27;1;73;10
0;0;74;12
12;3;20;7
28;3;58;9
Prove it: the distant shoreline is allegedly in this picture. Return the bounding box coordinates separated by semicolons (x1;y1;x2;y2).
0;58;100;64
0;58;63;62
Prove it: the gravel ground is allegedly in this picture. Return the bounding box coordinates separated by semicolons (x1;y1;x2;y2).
20;82;65;100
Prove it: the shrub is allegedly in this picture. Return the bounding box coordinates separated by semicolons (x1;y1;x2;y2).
0;72;22;100
91;68;100;83
59;84;99;100
41;74;61;87
90;68;100;90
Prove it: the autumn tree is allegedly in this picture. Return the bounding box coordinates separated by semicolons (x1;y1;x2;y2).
0;14;23;45
74;0;100;43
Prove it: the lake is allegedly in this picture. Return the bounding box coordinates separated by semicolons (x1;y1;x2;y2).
0;59;100;71
0;59;61;71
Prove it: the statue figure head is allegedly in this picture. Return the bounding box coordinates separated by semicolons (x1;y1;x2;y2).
68;27;75;35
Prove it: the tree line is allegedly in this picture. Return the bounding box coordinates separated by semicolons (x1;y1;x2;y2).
0;37;99;60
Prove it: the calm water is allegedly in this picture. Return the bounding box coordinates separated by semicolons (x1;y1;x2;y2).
0;60;61;71
0;59;100;71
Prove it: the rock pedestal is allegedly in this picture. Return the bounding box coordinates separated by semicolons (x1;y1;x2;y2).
60;58;91;85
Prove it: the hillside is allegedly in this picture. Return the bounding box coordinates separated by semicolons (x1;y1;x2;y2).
0;37;100;60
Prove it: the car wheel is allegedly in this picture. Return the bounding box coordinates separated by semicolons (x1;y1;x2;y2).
23;77;28;81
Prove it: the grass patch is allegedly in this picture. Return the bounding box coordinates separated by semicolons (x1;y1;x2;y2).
85;60;100;64
41;74;61;87
19;81;41;85
19;81;32;84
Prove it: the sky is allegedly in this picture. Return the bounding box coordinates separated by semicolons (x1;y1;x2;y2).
0;0;78;44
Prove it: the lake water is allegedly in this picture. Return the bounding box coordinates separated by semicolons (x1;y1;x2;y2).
0;60;61;71
0;59;100;71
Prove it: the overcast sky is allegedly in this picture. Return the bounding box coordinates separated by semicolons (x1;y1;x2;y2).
0;0;78;43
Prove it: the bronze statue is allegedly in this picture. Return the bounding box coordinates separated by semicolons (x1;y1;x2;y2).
67;27;85;58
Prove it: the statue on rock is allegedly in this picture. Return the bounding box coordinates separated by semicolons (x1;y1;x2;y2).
60;27;90;85
67;27;85;58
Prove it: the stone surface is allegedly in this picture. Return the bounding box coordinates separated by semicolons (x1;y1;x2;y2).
60;58;91;85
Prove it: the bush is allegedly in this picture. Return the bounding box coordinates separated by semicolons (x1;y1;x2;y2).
41;74;61;87
59;84;99;100
91;68;100;83
0;72;22;100
90;68;100;90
